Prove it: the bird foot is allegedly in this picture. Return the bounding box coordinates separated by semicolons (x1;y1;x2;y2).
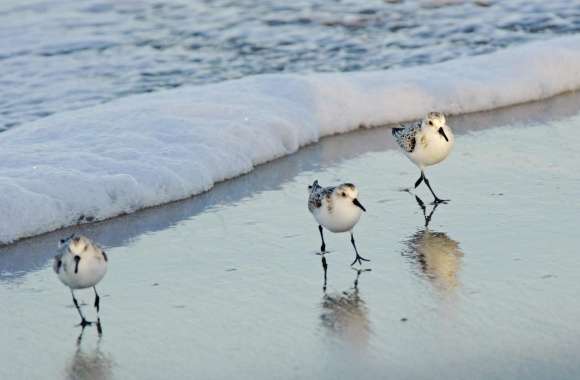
351;254;370;266
77;319;93;328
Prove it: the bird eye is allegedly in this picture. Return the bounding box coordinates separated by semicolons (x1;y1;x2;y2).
428;120;433;126
341;192;346;197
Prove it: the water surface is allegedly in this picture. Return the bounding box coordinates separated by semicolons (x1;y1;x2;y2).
1;92;579;379
1;0;580;130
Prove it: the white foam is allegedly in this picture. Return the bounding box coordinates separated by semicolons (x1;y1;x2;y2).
1;35;580;244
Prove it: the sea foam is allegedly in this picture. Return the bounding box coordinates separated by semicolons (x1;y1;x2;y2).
1;35;580;244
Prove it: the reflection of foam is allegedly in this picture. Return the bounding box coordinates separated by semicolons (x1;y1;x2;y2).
320;270;370;347
405;230;464;292
64;346;114;380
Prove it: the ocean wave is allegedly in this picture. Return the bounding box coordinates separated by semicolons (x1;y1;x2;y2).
1;35;580;244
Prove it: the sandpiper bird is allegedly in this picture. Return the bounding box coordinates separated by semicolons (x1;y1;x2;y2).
54;234;108;335
308;180;369;266
392;112;454;203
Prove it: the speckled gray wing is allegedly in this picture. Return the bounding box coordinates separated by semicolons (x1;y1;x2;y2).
308;186;335;212
392;123;420;153
53;254;63;274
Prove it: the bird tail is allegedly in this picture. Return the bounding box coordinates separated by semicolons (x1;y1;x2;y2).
308;180;320;192
58;233;75;248
391;126;404;137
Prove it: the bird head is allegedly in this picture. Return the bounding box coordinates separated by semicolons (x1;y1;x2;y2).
335;183;366;212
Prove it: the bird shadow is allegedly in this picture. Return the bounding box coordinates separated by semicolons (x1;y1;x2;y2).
401;195;464;293
64;342;114;380
319;255;372;347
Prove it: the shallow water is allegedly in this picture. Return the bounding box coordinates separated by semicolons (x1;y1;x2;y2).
1;92;579;379
1;0;580;130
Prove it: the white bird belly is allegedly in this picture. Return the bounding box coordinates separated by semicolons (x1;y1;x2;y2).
313;204;362;233
58;256;107;289
408;133;454;167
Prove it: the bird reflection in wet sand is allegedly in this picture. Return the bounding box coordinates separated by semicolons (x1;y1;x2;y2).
320;255;371;347
403;195;464;292
65;345;113;380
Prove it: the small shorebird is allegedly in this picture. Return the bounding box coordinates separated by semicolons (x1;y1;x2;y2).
308;180;369;266
54;234;108;335
392;112;454;203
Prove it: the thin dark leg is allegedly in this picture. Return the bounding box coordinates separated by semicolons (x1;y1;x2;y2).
415;195;439;228
414;195;429;228
354;269;361;289
415;195;426;215
77;325;87;345
350;232;370;266
353;268;372;289
426;202;439;227
93;286;103;336
318;225;326;253
414;172;424;188
423;173;448;204
321;255;328;292
93;287;100;313
71;290;92;327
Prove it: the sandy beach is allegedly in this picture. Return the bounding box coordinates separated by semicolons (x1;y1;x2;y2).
1;91;579;379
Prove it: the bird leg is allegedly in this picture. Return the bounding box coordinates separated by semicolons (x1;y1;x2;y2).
93;286;103;336
93;286;100;313
71;290;92;327
353;267;372;289
414;172;424;189
422;173;449;204
318;225;326;253
415;195;427;214
350;232;370;266
321;255;328;292
77;325;86;346
415;195;439;228
96;318;103;336
425;201;439;227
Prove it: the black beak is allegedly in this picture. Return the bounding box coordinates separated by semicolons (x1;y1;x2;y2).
353;198;366;212
74;255;81;274
438;127;449;142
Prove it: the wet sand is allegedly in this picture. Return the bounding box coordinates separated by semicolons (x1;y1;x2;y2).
1;92;580;379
